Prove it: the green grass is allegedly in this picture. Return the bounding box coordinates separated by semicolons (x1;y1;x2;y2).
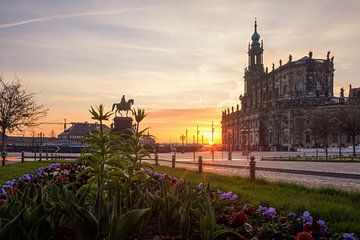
0;162;53;184
153;165;360;235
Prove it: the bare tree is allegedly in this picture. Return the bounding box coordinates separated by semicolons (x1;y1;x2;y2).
0;77;48;166
310;109;337;160
337;107;360;156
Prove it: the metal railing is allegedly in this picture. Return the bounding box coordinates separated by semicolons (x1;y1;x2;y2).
21;152;79;162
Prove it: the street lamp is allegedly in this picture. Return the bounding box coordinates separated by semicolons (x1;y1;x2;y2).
228;132;232;161
196;125;199;151
211;121;214;161
193;135;196;161
180;134;185;153
37;132;44;160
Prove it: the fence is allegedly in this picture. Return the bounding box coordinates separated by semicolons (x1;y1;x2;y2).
20;152;79;162
154;154;360;181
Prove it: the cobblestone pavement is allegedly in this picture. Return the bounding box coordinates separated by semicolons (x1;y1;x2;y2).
154;151;360;191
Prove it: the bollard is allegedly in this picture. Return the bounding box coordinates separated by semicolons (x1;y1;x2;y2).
172;155;176;168
211;148;214;162
34;152;37;162
228;149;232;161
198;156;203;173
39;153;42;161
1;151;6;166
21;151;25;163
249;155;256;180
155;153;159;165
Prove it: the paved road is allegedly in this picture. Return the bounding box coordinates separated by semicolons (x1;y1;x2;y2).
154;151;360;191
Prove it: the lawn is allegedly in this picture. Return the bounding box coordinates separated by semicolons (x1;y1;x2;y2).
153;165;360;235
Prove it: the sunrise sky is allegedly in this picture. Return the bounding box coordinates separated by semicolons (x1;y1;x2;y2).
1;0;360;143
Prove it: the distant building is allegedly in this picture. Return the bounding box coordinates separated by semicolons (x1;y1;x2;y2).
58;122;109;141
222;21;359;151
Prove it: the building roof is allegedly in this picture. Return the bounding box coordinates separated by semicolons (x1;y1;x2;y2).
58;122;110;139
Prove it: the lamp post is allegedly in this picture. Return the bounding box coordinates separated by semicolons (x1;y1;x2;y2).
180;134;185;153
193;135;196;161
228;132;232;161
196;125;199;151
38;132;44;161
211;121;214;161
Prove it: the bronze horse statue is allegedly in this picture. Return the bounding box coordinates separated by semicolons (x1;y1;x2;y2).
112;95;134;116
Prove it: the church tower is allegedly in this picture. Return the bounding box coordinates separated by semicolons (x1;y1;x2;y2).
248;19;264;71
242;20;264;111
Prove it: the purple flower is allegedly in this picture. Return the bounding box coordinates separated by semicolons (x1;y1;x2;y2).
263;207;276;218
0;188;6;197
143;168;153;175
20;174;33;181
51;163;60;169
343;233;357;240
37;167;44;176
217;190;239;200
154;172;166;180
317;219;327;233
257;205;268;212
302;211;313;223
288;212;296;219
196;183;205;191
242;203;248;210
1;180;16;194
6;179;16;187
2;184;12;191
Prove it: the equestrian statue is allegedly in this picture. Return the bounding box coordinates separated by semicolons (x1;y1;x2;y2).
112;95;134;117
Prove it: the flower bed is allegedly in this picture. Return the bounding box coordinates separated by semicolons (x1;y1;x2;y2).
0;163;358;240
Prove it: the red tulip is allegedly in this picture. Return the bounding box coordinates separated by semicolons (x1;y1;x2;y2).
296;231;313;240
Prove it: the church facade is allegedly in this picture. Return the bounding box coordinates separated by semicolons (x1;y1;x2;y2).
221;21;359;151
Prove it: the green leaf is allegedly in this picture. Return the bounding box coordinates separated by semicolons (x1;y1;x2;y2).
112;208;151;240
213;228;246;240
0;207;26;239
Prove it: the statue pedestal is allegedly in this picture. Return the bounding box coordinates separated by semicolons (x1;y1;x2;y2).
113;117;133;133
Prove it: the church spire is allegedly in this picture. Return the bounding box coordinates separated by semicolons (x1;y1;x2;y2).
248;19;263;70
251;18;260;42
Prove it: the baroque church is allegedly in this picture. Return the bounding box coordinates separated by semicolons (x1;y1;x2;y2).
221;21;360;151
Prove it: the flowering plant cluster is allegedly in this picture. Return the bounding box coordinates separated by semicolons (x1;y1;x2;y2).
0;165;359;240
216;202;357;240
0;163;86;203
141;172;358;240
